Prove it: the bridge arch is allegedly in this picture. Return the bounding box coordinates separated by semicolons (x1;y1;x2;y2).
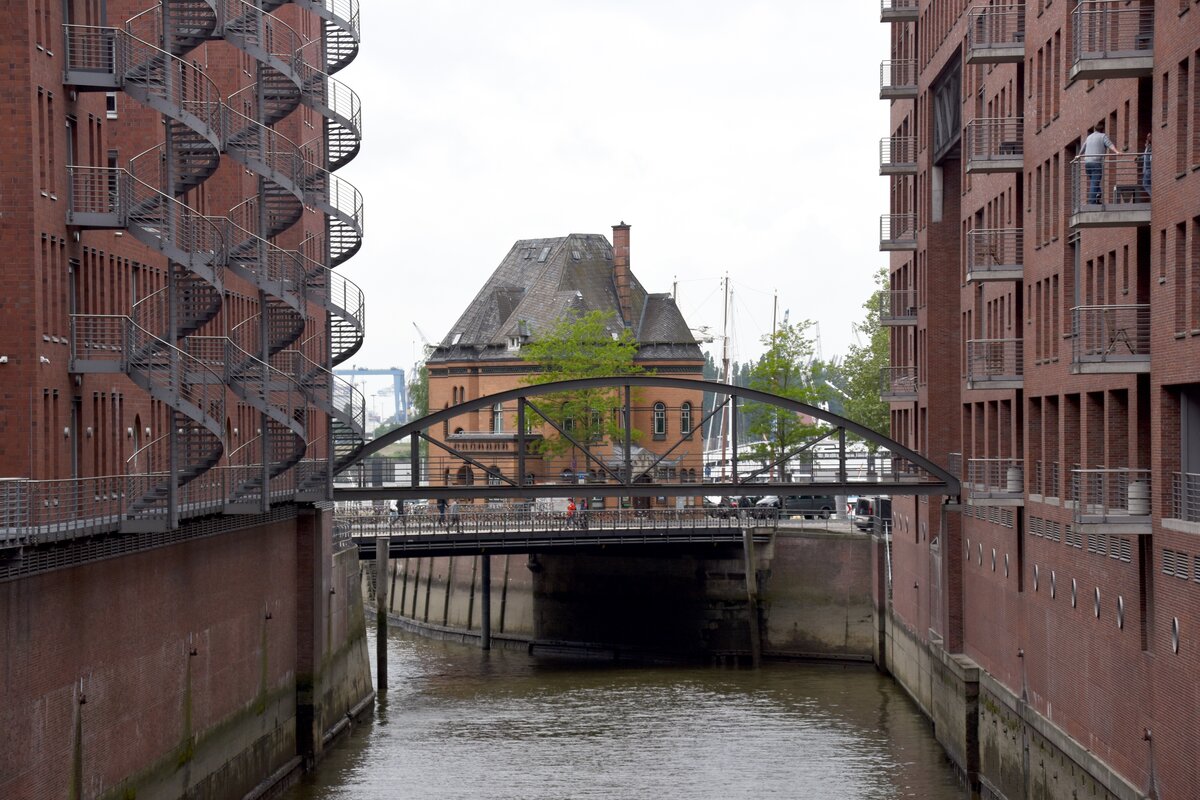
336;377;959;501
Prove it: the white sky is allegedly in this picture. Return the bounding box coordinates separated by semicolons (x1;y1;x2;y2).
337;1;890;393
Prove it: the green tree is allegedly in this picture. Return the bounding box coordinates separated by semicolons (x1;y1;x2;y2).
743;321;827;477
838;268;891;447
520;310;644;457
408;364;429;418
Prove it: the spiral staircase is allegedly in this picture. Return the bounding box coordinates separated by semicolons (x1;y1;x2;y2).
64;0;366;530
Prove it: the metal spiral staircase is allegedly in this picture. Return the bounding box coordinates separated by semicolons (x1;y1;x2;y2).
63;0;365;529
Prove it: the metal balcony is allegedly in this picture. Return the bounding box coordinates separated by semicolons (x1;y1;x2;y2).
966;457;1025;506
881;366;918;401
880;136;917;175
881;0;919;22
879;289;918;326
966;5;1026;64
966;228;1023;282
966;338;1023;389
965;117;1023;173
1069;155;1150;227
880;213;917;251
1070;1;1153;81
1072;468;1151;533
880;60;917;99
1070;305;1150;374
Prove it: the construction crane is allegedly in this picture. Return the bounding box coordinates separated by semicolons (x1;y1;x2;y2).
332;367;408;424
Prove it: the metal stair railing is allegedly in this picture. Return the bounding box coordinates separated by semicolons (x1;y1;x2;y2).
291;0;360;73
301;164;364;266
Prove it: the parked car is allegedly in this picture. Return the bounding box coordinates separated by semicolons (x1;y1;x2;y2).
755;494;837;519
853;495;892;533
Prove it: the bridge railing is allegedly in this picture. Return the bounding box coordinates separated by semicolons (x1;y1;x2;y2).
337;505;777;538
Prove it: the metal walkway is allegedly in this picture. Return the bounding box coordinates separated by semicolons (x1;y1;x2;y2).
341;508;776;559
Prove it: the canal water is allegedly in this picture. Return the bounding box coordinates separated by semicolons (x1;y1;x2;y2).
284;625;968;799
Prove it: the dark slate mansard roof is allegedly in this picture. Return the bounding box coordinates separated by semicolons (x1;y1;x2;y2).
429;234;703;363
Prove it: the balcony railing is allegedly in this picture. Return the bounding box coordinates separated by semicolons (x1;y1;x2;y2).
966;5;1026;64
1071;305;1150;373
966;228;1023;282
965;117;1023;173
1171;473;1200;523
1032;460;1061;499
966;338;1023;388
880;136;917;175
1069;154;1150;227
880;60;917;99
1072;468;1151;531
948;453;963;482
880;213;917;250
881;365;918;401
966;457;1025;505
879;289;918;326
881;0;919;22
1070;1;1154;80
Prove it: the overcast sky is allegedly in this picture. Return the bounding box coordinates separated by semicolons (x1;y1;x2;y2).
336;1;890;394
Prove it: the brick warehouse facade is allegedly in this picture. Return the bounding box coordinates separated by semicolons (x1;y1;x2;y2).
426;224;708;509
880;2;1200;798
1;1;372;797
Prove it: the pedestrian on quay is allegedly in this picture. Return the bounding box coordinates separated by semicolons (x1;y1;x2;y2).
437;497;447;528
565;497;576;529
448;499;461;532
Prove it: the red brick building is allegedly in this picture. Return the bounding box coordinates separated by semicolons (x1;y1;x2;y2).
426;224;707;508
880;2;1200;797
0;2;372;796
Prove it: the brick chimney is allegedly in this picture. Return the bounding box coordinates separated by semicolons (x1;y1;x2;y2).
612;221;633;325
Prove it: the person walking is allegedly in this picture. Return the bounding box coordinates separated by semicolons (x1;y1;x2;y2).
437;497;447;528
565;498;576;529
448;499;461;532
1082;121;1119;205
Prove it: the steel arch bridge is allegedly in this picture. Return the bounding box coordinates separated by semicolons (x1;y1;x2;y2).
332;377;959;502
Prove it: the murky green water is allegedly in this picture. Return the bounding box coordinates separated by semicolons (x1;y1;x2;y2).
283;626;967;799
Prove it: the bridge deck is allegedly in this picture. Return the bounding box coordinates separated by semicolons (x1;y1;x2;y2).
341;509;776;559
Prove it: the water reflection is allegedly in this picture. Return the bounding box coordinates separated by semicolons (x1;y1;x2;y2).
285;625;967;799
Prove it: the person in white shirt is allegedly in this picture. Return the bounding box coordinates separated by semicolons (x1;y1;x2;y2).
1082;121;1120;205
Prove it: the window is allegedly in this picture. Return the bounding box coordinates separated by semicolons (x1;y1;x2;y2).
680;402;692;436
487;466;502;486
653;402;666;439
105;92;117;119
491;402;503;433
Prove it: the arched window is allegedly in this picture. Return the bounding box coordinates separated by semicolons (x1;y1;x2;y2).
456;466;475;485
492;402;504;432
487;465;502;486
653;402;666;439
680;401;692;436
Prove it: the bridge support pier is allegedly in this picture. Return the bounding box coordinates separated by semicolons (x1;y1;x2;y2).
375;536;389;691
742;528;762;668
480;554;492;650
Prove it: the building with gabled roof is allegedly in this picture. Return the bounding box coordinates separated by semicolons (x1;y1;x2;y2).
427;224;706;506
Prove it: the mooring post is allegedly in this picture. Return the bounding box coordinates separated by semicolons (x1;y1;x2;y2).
742;527;762;668
480;554;492;650
375;536;389;692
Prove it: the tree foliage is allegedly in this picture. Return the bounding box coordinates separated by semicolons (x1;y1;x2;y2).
743;320;827;476
408;364;429;419
520;310;644;456
837;268;891;447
